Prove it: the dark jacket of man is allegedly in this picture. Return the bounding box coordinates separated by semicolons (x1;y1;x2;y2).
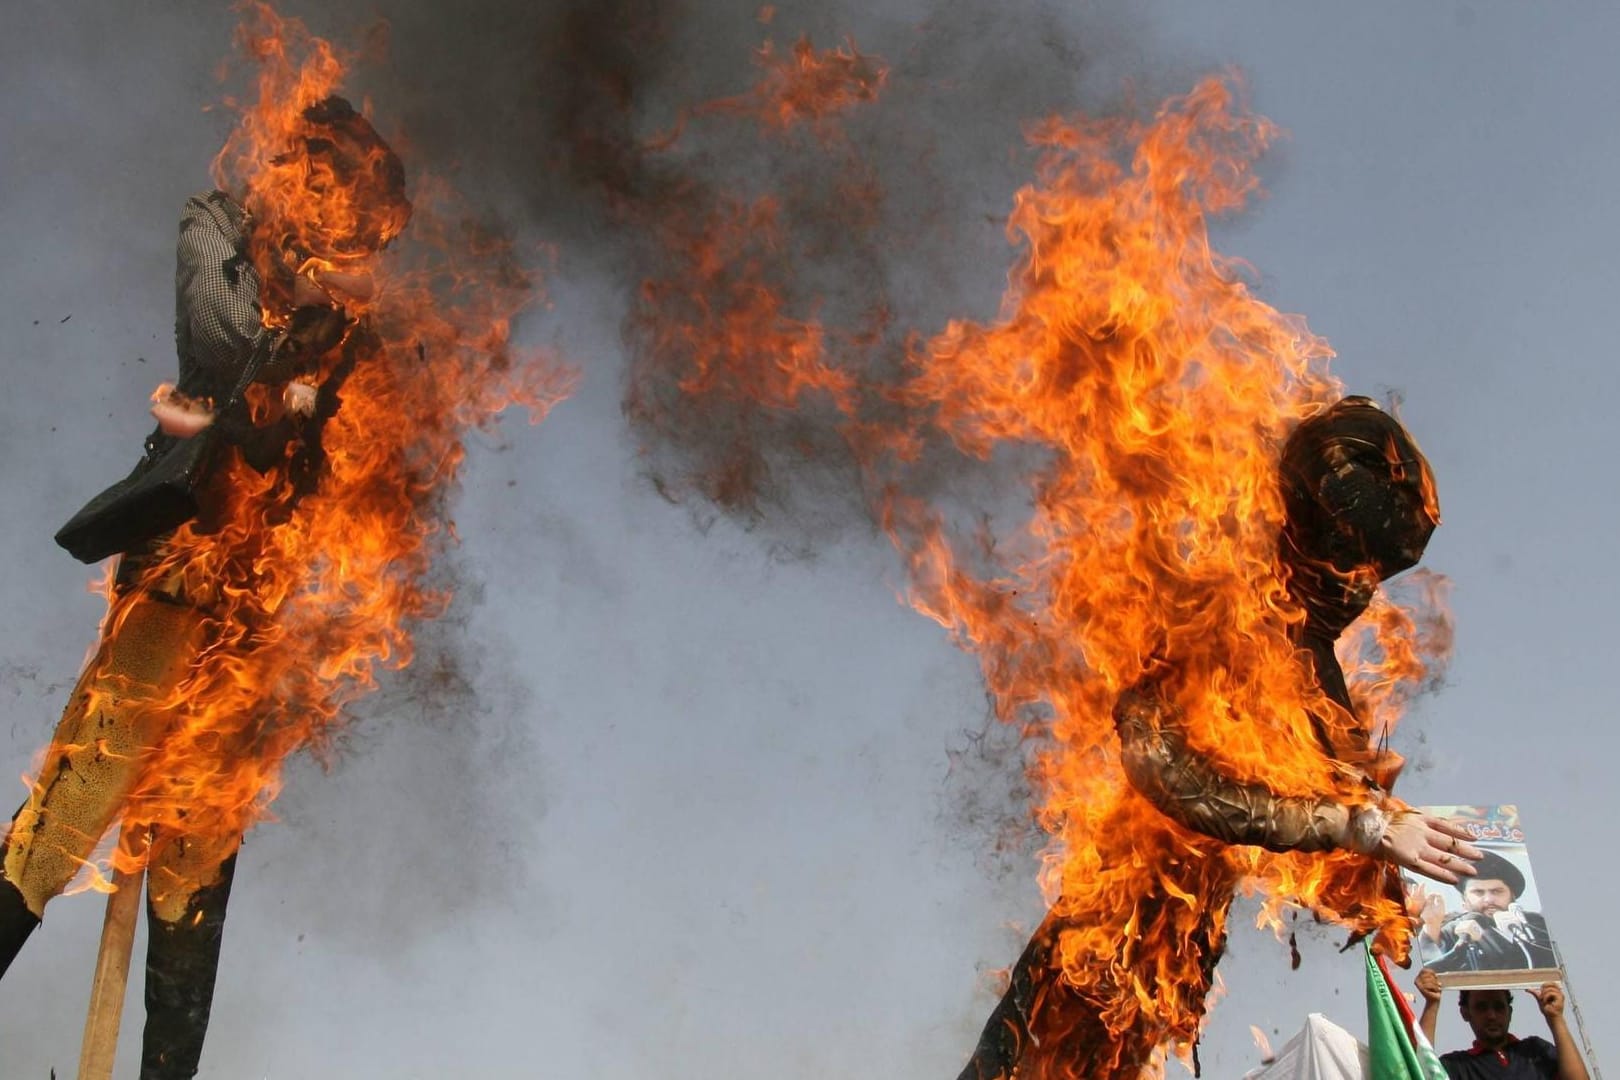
1441;1035;1560;1080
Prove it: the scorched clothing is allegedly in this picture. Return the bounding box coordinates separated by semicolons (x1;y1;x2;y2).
169;189;304;472
2;189;320;1080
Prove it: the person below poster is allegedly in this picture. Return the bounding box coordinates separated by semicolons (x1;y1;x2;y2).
1406;805;1563;988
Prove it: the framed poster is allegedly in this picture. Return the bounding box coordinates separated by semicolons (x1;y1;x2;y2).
1404;805;1563;989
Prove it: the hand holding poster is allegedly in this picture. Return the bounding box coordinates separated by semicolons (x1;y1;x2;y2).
1403;805;1563;990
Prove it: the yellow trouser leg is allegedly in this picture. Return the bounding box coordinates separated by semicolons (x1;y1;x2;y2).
2;593;206;917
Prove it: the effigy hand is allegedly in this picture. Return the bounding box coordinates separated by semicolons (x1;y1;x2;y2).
282;381;318;418
149;384;215;437
1366;809;1483;884
294;265;375;305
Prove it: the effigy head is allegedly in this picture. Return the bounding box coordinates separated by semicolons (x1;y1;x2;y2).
1278;396;1440;626
264;94;413;263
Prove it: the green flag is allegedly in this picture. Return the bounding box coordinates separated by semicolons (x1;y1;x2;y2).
1365;945;1447;1080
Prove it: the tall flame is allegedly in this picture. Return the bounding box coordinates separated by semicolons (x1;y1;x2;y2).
629;58;1451;1074
57;5;573;880
883;76;1450;1071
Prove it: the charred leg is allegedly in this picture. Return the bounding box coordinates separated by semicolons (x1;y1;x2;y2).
0;856;39;977
140;831;240;1080
955;810;1237;1080
956;912;1088;1080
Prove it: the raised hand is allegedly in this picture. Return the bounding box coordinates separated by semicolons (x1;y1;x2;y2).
1415;968;1442;1007
1529;982;1567;1022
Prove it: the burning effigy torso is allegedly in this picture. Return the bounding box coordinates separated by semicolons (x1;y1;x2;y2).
0;175;372;1075
0;9;565;1062
607;54;1476;1079
953;397;1459;1080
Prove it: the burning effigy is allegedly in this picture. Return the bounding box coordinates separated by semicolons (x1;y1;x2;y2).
886;81;1481;1079
0;7;569;1075
943;392;1471;1079
615;40;1478;1080
0;6;1501;1073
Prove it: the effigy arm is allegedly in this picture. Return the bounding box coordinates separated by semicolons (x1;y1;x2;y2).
1114;686;1365;853
1113;687;1483;881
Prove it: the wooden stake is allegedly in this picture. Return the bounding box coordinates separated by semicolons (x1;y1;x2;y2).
76;861;145;1080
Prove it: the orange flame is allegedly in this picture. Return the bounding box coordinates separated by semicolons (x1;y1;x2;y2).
44;5;573;878
634;60;1451;1074
625;34;888;510
879;76;1449;1072
636;196;857;417
1340;569;1452;752
698;35;888;136
646;34;887;155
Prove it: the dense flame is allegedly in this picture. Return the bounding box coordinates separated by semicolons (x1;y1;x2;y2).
54;5;571;884
884;77;1451;1071
889;74;1341;885
630;57;1450;1074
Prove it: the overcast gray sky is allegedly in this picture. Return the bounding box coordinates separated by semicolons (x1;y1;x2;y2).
1;2;1614;1075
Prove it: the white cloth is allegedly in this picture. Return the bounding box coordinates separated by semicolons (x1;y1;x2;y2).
1244;1013;1368;1080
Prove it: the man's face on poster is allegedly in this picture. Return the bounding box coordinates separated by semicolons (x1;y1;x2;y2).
1461;877;1516;915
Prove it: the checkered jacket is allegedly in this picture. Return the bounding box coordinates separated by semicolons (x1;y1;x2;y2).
172;190;288;401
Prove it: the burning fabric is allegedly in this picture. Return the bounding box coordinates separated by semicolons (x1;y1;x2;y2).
615;53;1479;1079
0;7;568;1076
948;397;1473;1080
887;82;1477;1079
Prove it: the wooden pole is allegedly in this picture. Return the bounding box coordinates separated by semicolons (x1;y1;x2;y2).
1561;965;1604;1080
76;860;145;1080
